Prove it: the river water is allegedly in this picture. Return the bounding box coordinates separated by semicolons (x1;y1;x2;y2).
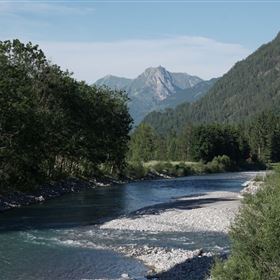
0;172;256;280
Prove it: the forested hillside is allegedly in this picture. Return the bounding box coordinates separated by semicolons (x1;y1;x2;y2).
128;110;280;168
143;32;280;133
0;40;132;192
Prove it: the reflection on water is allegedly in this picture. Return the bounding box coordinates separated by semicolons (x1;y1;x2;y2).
0;172;257;279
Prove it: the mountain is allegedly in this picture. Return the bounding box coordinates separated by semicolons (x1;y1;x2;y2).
143;32;280;134
94;75;132;90
160;78;218;107
127;66;202;101
94;66;216;124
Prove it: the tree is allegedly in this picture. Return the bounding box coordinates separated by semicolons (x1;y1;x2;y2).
128;123;159;162
188;124;248;163
0;39;132;192
248;110;280;162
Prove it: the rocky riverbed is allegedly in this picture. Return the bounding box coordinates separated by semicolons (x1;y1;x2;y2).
113;245;217;280
0;171;266;280
99;172;266;280
101;191;240;234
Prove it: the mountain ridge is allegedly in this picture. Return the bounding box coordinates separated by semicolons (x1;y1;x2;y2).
94;66;215;124
143;32;280;133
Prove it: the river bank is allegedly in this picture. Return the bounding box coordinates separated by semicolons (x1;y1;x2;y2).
101;190;240;279
0;160;265;213
0;171;265;280
99;171;266;280
0;170;173;212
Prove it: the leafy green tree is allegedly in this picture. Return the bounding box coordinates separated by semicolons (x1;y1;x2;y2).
248;110;280;162
0;39;132;192
128;123;159;162
188;124;248;163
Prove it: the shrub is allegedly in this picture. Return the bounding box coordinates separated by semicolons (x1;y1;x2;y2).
211;169;280;279
206;155;234;173
152;162;173;175
151;162;194;177
123;162;148;179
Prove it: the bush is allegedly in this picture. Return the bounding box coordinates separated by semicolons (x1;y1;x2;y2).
123;162;148;179
175;162;193;176
206;155;234;173
211;169;280;279
152;162;173;174
151;162;194;177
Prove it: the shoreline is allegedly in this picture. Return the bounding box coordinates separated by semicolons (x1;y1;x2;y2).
0;171;266;280
99;171;266;279
0;171;223;213
100;190;240;280
0;169;265;213
0;171;173;213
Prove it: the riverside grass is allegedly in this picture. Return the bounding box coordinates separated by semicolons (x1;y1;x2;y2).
211;164;280;280
124;155;238;179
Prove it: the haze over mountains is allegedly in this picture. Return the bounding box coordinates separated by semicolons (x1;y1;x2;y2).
143;32;280;134
95;66;217;124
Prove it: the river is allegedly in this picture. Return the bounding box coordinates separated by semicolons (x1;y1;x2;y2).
0;172;257;280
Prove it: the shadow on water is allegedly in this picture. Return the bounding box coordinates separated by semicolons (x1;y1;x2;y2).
0;172;255;280
130;195;237;217
0;185;129;232
150;253;228;280
0;173;248;232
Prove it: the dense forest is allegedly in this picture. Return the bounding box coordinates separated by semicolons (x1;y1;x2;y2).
128;110;280;165
143;32;280;133
0;40;132;192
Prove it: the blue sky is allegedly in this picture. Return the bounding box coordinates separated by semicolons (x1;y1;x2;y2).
0;0;279;82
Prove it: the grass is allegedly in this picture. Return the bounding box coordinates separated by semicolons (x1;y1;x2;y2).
143;160;198;167
125;155;238;179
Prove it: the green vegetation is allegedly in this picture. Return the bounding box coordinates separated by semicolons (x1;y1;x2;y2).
151;161;193;177
143;32;280;132
247;111;280;162
211;165;280;280
130;110;280;168
127;121;266;169
188;125;249;163
123;157;239;180
127;123;159;162
123;161;149;179
0;40;132;192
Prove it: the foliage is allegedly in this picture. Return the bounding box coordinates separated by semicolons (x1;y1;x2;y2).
123;162;148;179
247;110;280;162
188;124;249;163
151;161;193;177
211;167;280;279
128;123;250;165
127;123;159;162
0;39;132;192
206;155;234;173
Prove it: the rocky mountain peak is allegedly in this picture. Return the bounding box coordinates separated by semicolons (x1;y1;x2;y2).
94;66;213;124
139;66;176;100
